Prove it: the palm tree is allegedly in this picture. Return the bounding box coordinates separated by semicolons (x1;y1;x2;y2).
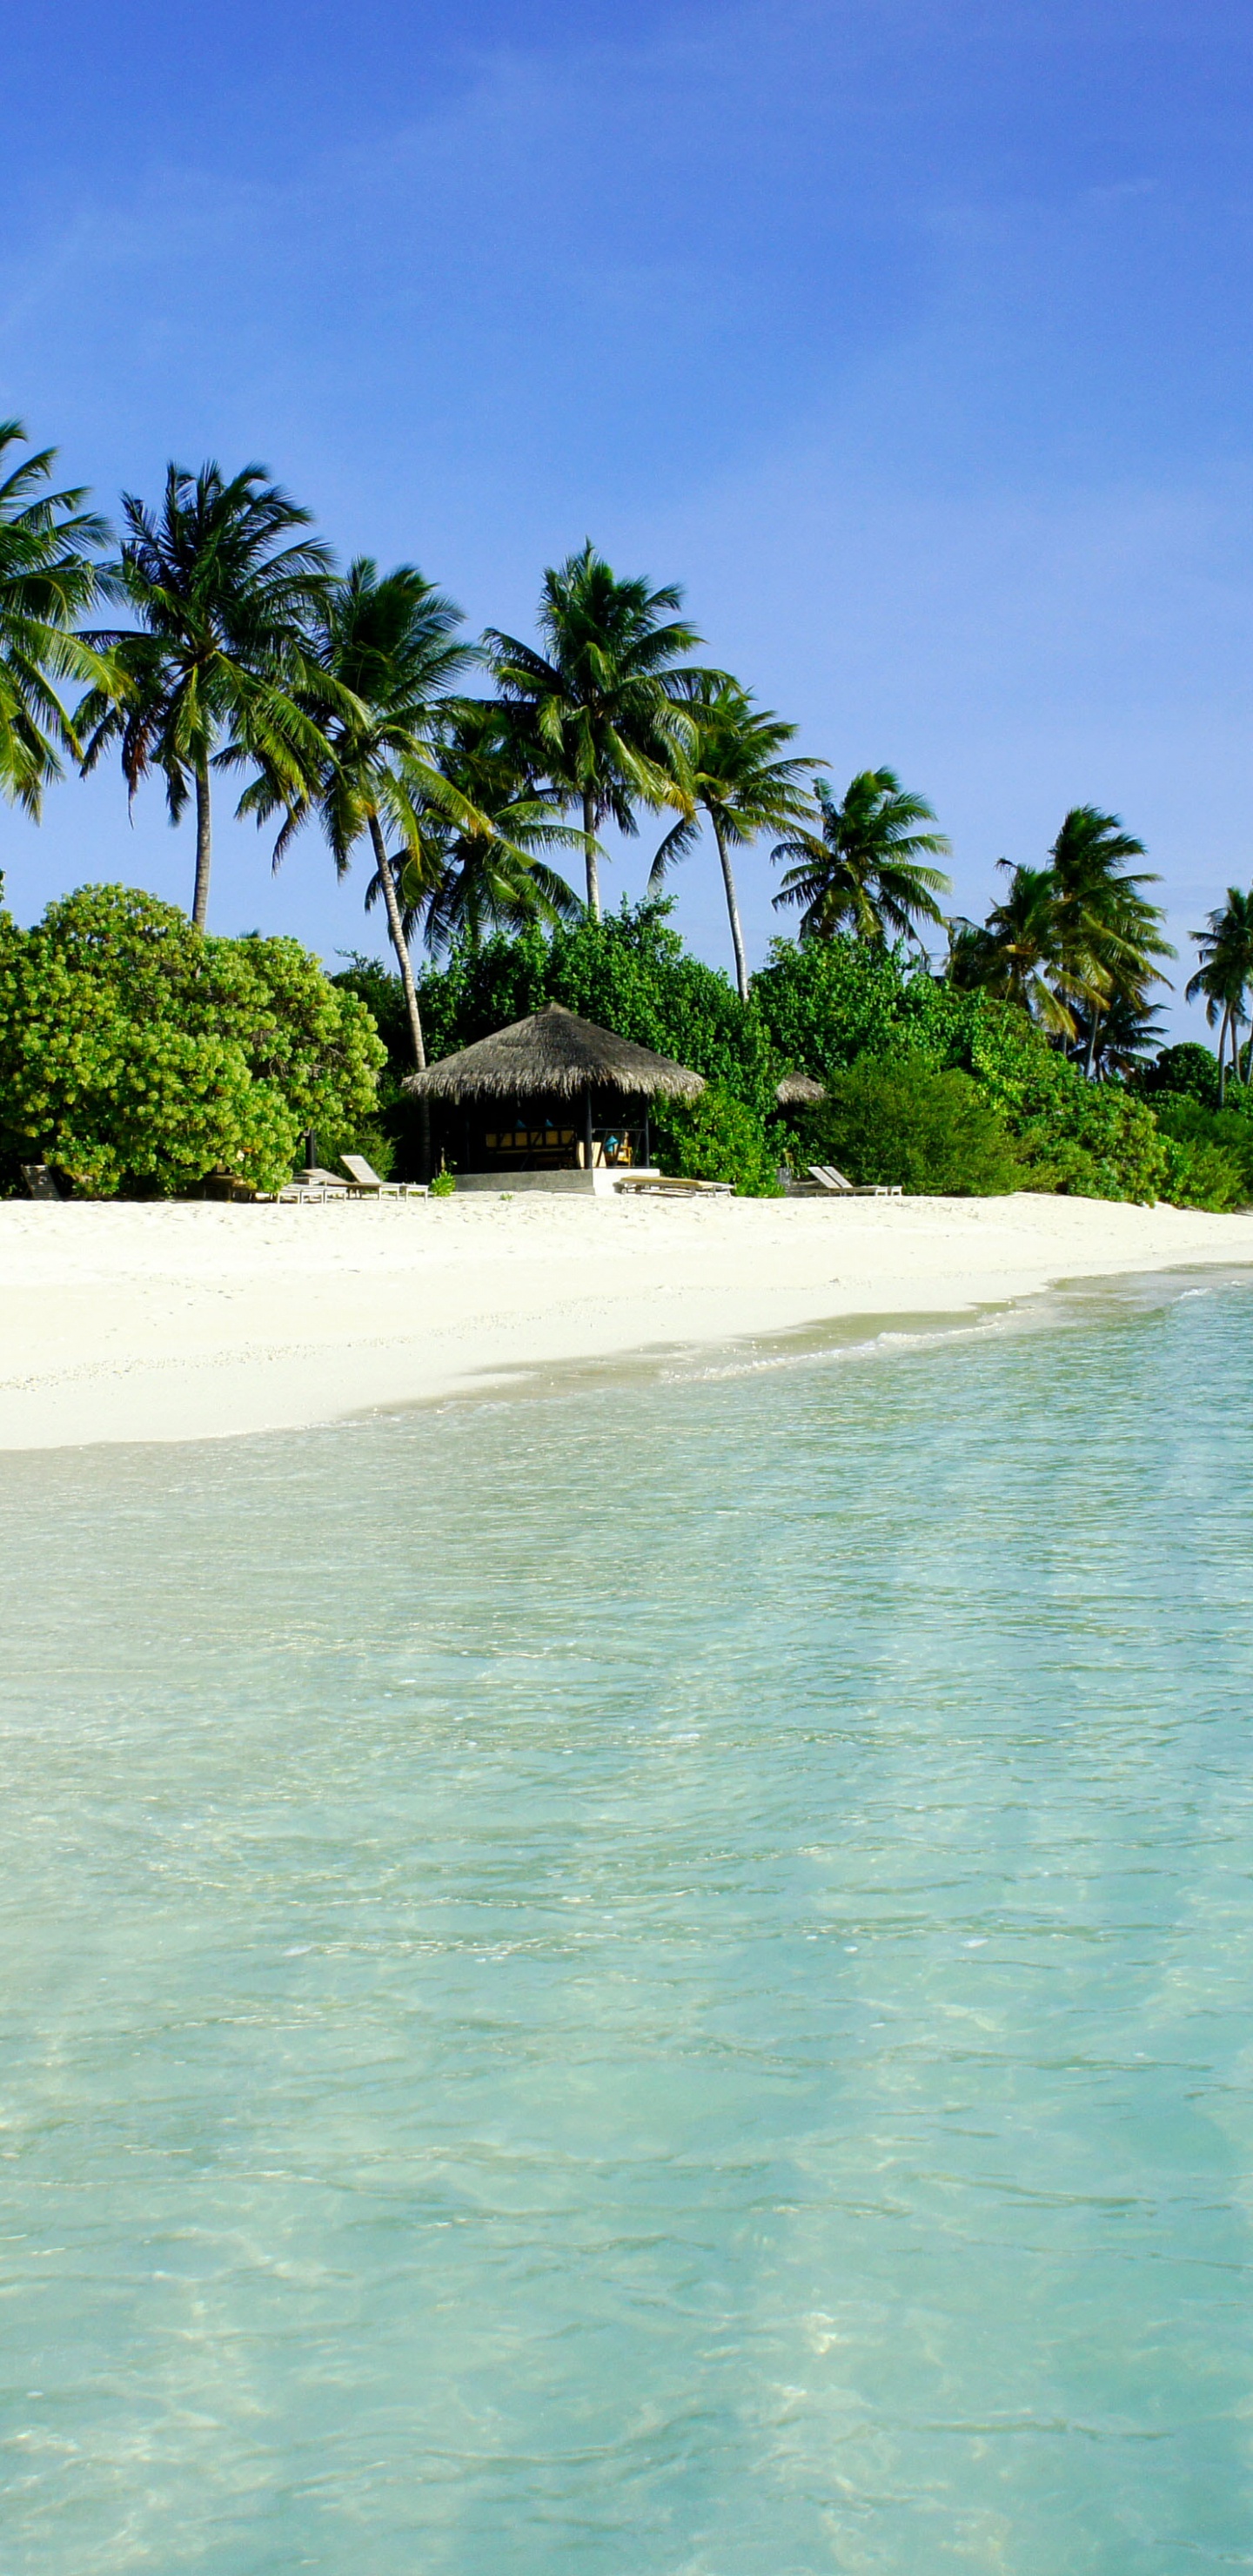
486;542;705;919
1187;888;1253;1100
1070;989;1168;1078
399;703;582;956
946;869;1062;1028
0;420;109;822
251;557;486;1077
1049;807;1173;1076
77;460;336;928
945;862;1091;1040
772;768;951;949
646;677;821;1002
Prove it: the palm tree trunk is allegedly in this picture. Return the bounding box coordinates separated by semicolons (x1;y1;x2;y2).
1084;1006;1101;1080
714;819;750;1003
191;757;212;930
582;788;600;921
369;815;432;1178
1219;1003;1230;1104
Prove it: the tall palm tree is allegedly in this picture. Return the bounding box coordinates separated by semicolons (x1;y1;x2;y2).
251;557;486;1077
772;768;951;949
77;460;336;928
1187;888;1253;1100
1049;807;1173;1076
0;420;109;822
647;677;821;1002
945;862;1089;1038
486;542;705;919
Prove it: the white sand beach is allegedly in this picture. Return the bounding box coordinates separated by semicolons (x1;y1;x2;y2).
2;1190;1252;1450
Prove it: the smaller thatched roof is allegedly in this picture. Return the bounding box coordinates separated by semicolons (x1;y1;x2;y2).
775;1072;827;1107
404;1002;707;1102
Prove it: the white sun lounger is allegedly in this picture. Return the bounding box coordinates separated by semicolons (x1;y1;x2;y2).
613;1173;734;1197
339;1154;427;1199
808;1164;902;1198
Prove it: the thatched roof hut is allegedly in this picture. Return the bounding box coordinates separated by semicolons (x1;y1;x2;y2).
775;1071;827;1107
405;1003;706;1103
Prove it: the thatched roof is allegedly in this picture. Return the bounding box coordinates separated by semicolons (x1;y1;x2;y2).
775;1071;827;1106
404;1002;707;1102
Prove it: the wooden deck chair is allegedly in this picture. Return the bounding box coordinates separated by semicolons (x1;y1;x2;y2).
339;1154;428;1199
21;1164;63;1200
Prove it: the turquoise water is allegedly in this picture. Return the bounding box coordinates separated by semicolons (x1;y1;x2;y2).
3;1274;1252;2573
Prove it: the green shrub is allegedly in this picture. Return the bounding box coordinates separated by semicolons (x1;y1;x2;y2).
1150;1092;1253;1204
802;1057;1024;1195
1009;1066;1169;1201
429;1169;457;1197
1139;1042;1223;1108
1156;1136;1248;1211
0;885;385;1197
652;1081;781;1195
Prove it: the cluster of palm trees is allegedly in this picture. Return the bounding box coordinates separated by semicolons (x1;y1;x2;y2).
0;425;826;1057
1186;889;1253;1097
3;418;1248;1086
945;809;1176;1077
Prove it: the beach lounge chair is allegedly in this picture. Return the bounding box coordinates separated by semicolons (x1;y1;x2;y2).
613;1173;734;1197
21;1164;63;1200
338;1154;427;1199
273;1167;348;1204
807;1164;902;1199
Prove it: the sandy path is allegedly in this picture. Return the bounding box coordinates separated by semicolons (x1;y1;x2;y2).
1;1190;1251;1449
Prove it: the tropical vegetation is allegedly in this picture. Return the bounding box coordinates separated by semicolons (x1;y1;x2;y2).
0;882;383;1197
648;677;819;1001
1185;888;1253;1098
773;768;951;950
0;414;1248;1208
0;421;109;817
77;460;337;929
486;543;705;922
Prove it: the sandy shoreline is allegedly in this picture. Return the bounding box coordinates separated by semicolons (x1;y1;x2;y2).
1;1190;1251;1451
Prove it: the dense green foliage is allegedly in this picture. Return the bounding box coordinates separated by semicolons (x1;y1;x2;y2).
803;1059;1024;1195
1137;1041;1223;1107
0;884;384;1196
1149;1092;1253;1210
336;909;1246;1204
339;903;783;1191
653;1083;783;1195
414;903;781;1110
754;936;1170;1199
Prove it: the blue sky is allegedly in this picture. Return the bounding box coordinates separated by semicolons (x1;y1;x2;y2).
5;0;1253;1030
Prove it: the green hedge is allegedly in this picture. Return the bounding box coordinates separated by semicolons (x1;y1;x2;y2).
801;1057;1025;1196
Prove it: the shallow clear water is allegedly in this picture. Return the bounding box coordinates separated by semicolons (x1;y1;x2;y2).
3;1274;1253;2574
